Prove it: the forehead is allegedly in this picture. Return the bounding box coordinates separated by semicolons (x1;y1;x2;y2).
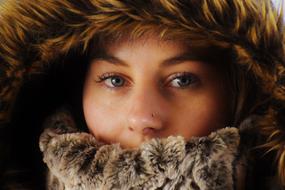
87;25;234;67
88;33;230;66
87;33;177;60
94;30;185;50
108;35;187;55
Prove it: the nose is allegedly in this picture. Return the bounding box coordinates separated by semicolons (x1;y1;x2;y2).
128;113;163;135
126;88;167;136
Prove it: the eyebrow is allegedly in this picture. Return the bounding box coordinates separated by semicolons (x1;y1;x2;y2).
91;52;204;67
91;53;129;67
161;53;204;66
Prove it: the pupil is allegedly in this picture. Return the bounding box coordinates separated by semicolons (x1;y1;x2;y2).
112;77;123;86
179;76;190;86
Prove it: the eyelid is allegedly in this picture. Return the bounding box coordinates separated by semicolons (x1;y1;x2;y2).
167;72;190;80
165;72;199;88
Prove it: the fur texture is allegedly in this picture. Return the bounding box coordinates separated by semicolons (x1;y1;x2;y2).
39;109;246;190
0;0;284;187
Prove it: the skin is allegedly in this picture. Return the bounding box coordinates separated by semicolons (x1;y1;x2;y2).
83;35;230;149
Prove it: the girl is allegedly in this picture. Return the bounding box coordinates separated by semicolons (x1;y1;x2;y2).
0;0;284;189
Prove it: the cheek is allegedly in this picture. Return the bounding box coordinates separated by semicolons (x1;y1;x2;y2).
82;82;124;143
172;92;229;139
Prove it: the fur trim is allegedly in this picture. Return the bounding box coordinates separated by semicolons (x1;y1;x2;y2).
0;0;284;185
39;109;246;190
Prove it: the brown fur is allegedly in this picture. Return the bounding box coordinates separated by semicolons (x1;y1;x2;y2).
39;109;247;190
0;0;284;186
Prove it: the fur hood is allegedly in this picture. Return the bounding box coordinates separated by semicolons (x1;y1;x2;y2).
0;0;284;189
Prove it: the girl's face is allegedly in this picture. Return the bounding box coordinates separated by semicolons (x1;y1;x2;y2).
83;35;230;148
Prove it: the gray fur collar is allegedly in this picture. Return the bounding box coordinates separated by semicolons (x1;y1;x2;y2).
39;109;249;190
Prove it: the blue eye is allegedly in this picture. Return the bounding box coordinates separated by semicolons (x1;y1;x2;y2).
96;74;126;88
169;73;198;88
106;76;125;87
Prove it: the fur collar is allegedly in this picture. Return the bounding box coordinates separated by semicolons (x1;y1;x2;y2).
39;108;251;190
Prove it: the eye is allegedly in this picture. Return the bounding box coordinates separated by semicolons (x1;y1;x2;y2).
107;76;125;87
96;73;126;88
168;72;199;88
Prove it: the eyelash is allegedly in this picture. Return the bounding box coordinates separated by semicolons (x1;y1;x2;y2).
95;72;199;89
96;72;121;83
167;72;199;88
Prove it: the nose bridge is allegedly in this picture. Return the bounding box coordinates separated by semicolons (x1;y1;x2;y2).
127;83;166;132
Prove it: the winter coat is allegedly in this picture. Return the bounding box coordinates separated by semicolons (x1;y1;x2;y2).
0;0;284;189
